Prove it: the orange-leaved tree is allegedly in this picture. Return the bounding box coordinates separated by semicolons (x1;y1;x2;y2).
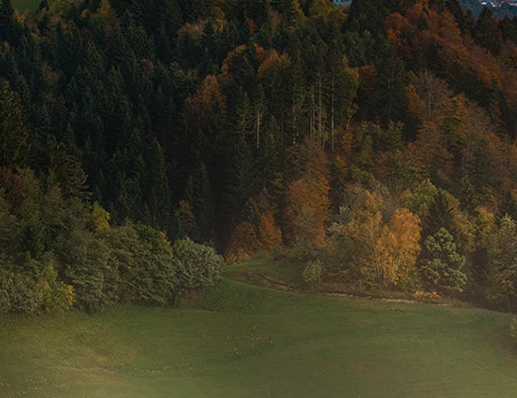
257;210;282;251
254;188;282;251
285;143;330;246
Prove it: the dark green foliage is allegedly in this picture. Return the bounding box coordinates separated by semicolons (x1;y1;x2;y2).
445;0;475;35
371;41;408;125
499;16;517;44
19;221;46;259
224;139;258;225
407;179;439;218
0;81;30;168
422;190;456;240
484;215;517;311
185;162;215;242
36;137;89;201
0;165;183;314
475;7;502;54
0;0;16;42
99;223;177;306
59;229;115;313
129;223;177;304
499;191;517;221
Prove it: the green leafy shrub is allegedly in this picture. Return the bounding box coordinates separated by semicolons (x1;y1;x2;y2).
61;223;178;312
38;257;75;313
302;259;323;289
0;267;40;313
0;167;181;314
172;238;223;289
129;223;177;305
0;254;74;314
58;229;116;313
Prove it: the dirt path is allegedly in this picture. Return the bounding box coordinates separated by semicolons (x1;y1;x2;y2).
236;271;453;307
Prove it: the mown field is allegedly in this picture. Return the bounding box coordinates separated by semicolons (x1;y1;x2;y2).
1;263;517;398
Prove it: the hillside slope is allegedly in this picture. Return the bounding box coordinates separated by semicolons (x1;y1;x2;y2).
1;280;516;397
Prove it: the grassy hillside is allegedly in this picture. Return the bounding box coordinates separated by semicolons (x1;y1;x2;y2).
1;277;517;397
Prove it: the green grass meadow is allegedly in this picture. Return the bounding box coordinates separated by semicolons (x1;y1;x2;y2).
1;274;517;397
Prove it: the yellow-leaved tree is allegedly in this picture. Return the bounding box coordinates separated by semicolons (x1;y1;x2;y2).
373;208;422;289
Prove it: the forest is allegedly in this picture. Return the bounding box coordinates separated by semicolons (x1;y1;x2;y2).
2;0;517;313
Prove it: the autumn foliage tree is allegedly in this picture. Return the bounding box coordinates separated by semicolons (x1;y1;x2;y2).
285;142;330;246
225;220;260;264
256;190;282;251
225;188;281;264
373;208;421;288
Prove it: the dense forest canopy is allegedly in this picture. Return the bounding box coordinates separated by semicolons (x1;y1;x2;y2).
4;0;517;312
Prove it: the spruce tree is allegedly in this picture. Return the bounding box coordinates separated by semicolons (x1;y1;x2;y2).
0;81;30;168
0;0;14;42
422;189;456;240
419;228;467;295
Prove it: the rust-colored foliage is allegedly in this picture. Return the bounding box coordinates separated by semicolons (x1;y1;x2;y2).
254;188;282;250
257;49;290;79
225;221;260;264
189;75;226;120
257;211;282;251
